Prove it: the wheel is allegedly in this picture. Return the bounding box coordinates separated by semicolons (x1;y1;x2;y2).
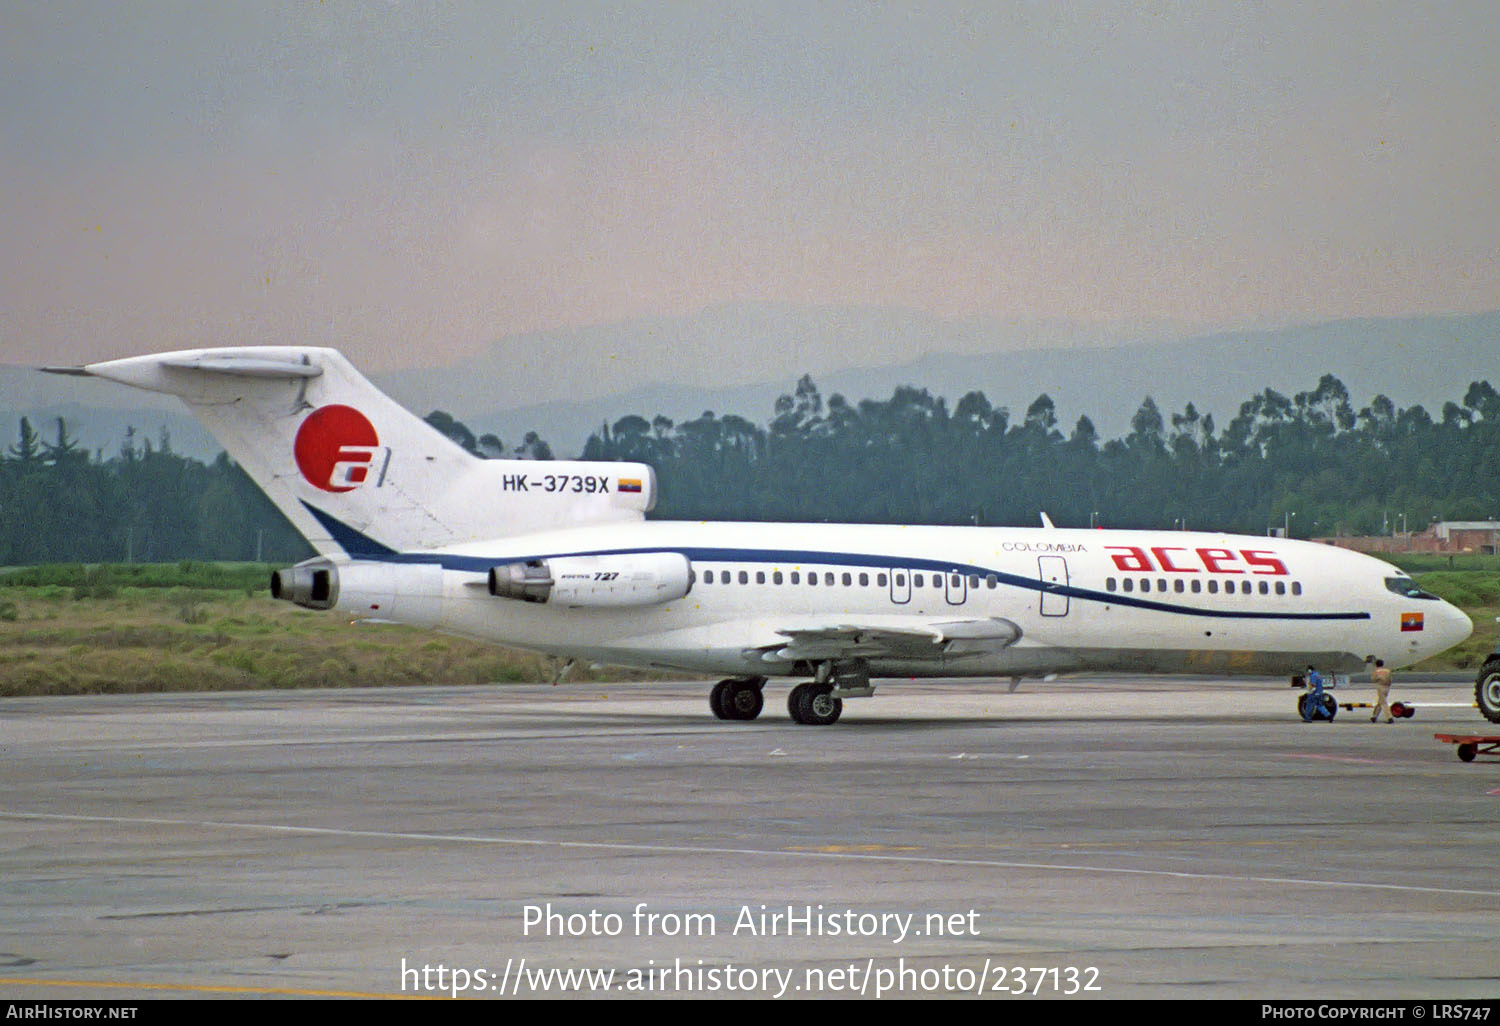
709;680;732;720
788;682;841;725
1475;661;1500;724
805;684;842;725
1321;694;1337;721
1458;743;1477;763
788;683;813;724
712;679;764;720
724;681;764;721
1297;694;1311;720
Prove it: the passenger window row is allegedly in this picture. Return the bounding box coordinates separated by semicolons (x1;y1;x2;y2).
697;569;1005;589
700;569;882;587
1105;577;1302;596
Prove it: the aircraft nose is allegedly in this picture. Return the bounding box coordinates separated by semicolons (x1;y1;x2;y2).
1437;602;1473;651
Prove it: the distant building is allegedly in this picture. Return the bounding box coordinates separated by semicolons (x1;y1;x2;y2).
1433;521;1500;555
1316;521;1500;556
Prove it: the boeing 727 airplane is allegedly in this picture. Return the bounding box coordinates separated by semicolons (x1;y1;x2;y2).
48;347;1474;724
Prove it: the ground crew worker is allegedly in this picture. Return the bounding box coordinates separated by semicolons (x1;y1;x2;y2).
1302;665;1327;721
1371;659;1394;723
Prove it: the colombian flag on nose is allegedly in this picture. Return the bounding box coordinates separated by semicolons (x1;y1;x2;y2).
1401;612;1425;632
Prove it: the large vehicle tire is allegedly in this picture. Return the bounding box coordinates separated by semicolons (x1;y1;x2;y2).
1476;660;1500;724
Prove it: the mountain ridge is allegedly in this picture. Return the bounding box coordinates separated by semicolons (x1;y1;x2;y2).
2;309;1495;461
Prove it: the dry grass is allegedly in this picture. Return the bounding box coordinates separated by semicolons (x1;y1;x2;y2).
0;585;659;696
2;567;1494;696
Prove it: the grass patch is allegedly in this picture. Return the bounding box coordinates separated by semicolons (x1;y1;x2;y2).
1387;553;1500;574
1406;571;1500;671
1411;571;1500;609
0;575;662;696
2;561;1495;695
1;561;274;592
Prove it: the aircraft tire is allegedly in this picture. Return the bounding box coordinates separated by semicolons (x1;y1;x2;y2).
710;680;733;720
725;681;764;721
1475;661;1500;724
788;683;812;724
788;682;841;726
807;685;842;725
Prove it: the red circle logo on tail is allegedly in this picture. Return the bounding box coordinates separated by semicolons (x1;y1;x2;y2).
294;405;380;493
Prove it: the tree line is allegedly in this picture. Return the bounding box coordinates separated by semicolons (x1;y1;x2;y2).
2;373;1497;566
568;373;1500;536
0;421;309;566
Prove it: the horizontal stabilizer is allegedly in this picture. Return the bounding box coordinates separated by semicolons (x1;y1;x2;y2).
158;354;324;379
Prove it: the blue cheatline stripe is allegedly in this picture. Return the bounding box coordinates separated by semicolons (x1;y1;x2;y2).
301;501;396;558
301;503;1370;624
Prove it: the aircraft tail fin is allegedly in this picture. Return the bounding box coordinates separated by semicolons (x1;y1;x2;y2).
51;347;655;555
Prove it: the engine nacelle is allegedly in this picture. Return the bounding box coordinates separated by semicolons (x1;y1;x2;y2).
271;560;337;610
271;557;443;626
488;552;692;608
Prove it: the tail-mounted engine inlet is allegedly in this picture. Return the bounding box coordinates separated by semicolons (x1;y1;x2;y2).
488;560;554;603
270;559;337;610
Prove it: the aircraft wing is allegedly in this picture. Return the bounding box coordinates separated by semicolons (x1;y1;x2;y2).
752;617;1022;664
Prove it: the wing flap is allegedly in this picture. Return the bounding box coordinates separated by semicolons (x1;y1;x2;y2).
757;617;1022;663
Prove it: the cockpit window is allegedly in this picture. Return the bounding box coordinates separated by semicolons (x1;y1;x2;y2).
1385;577;1439;600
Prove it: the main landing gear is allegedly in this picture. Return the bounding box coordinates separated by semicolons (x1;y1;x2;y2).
707;661;874;725
710;677;765;721
787;682;842;725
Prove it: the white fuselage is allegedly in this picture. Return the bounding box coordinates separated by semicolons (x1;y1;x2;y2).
342;520;1471;681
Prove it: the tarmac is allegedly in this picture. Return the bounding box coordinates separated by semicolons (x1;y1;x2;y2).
1;676;1497;1000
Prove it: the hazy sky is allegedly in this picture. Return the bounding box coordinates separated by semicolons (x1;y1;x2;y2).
4;3;1498;388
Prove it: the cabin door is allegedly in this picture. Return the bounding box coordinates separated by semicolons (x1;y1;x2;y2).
1038;556;1070;617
